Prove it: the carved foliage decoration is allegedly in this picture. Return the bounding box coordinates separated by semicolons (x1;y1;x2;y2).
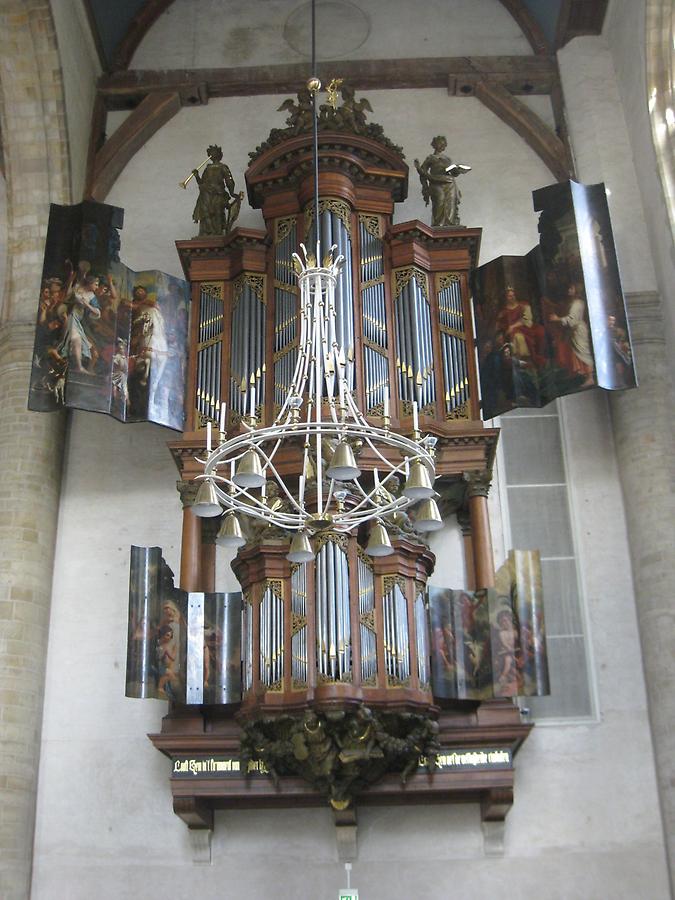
239;705;440;809
249;84;404;162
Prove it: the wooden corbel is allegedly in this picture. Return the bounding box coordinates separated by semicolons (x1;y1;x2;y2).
474;80;573;183
86;90;181;201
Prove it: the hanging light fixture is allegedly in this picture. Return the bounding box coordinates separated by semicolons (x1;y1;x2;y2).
287;531;315;563
326;440;361;481
365;520;394;557
232;448;266;489
216;512;247;548
190;0;438;557
403;460;435;500
413;497;444;533
192;479;223;517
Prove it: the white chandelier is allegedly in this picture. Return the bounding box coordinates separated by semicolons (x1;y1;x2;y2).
192;240;443;559
191;51;443;558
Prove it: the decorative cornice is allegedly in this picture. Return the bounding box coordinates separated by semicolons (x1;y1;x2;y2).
624;291;666;346
246;132;409;209
176;479;199;507
389;221;482;270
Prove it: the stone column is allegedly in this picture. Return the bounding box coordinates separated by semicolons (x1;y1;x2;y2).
609;291;675;891
0;4;71;897
0;326;65;900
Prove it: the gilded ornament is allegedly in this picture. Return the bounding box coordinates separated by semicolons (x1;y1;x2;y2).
393;266;429;301
200;281;225;299
275;217;296;243
437;273;461;291
239;706;440;808
359;214;381;239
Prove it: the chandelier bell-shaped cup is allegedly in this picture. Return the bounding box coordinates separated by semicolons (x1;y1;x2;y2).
287;530;315;563
403;460;435;500
413;497;444;532
216;512;246;548
366;521;394;557
233;449;266;489
192;479;223;517
326;441;361;481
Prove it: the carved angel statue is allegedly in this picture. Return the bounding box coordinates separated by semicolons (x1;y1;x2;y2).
414;135;471;227
334;84;372;133
277;88;314;134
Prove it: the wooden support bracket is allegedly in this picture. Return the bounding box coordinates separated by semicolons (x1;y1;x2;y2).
497;0;551;54
87;90;181;201
334;806;358;862
173;796;214;830
474;80;572;183
480;786;514;822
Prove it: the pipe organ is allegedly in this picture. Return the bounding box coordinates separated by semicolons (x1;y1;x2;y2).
231;535;434;712
158;119;532;830
178;133;482;436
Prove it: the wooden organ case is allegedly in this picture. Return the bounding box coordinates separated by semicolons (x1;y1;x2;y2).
156;126;531;841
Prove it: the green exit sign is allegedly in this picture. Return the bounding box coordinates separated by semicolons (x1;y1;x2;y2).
339;891;358;900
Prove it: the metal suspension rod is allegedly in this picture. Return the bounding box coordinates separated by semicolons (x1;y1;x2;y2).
311;0;320;260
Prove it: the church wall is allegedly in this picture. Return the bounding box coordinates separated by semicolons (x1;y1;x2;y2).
558;36;657;296
604;0;675;380
50;0;100;202
30;41;670;900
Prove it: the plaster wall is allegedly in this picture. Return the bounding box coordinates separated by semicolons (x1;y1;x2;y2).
50;0;100;201
558;36;657;296
131;0;529;70
30;72;670;897
604;0;675;375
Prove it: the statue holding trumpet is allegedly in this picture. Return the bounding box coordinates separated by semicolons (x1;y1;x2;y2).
181;144;243;237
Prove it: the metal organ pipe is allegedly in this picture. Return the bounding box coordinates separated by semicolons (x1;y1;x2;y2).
196;286;223;424
437;277;470;418
415;590;429;686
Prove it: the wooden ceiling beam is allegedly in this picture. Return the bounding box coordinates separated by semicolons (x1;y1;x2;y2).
111;0;176;71
474;80;572;182
496;0;551;54
87;90;181;200
89;56;574;200
98;56;558;109
555;0;609;49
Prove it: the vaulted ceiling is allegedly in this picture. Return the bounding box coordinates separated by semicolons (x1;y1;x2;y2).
84;0;609;72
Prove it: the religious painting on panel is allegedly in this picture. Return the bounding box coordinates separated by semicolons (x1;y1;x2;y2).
429;551;549;701
473;181;636;419
28;201;189;431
